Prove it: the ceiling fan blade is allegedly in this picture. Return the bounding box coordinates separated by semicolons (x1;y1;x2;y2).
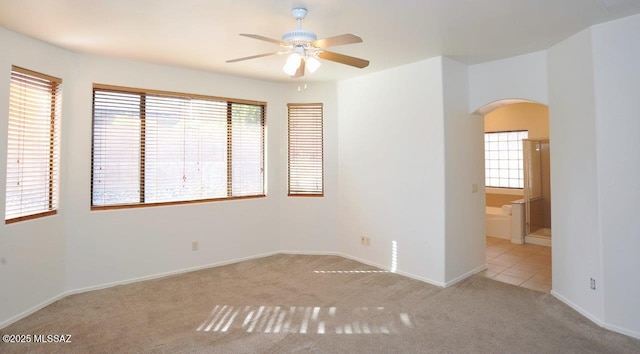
240;34;288;47
311;34;362;48
226;52;282;63
317;50;370;68
291;58;306;78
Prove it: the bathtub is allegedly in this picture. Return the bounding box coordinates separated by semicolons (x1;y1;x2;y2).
486;205;512;240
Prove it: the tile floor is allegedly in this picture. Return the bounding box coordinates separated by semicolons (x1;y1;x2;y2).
481;236;552;293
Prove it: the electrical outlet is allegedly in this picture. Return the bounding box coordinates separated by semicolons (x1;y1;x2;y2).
192;241;199;251
472;183;478;193
590;278;596;290
366;237;371;246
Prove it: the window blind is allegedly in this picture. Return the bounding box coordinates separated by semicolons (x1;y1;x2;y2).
231;103;265;197
287;103;323;196
5;66;62;223
91;85;265;208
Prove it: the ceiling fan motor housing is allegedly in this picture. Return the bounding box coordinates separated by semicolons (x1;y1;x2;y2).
282;30;317;46
283;8;317;47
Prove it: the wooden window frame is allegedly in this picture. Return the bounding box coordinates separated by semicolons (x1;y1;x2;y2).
91;84;266;210
5;66;61;224
287;103;324;197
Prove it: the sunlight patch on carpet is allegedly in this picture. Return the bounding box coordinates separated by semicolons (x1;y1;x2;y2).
313;270;389;274
196;305;414;334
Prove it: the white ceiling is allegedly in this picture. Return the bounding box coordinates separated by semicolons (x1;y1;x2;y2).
1;0;640;83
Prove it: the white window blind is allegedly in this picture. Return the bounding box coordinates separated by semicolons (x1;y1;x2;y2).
484;130;528;188
144;96;228;203
91;85;265;208
288;103;323;196
5;67;61;223
231;103;265;197
92;91;141;205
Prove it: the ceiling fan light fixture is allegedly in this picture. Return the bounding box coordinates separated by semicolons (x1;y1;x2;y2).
283;53;301;75
227;7;369;79
306;56;321;73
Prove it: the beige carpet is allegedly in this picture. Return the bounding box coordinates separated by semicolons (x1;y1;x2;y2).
1;254;639;353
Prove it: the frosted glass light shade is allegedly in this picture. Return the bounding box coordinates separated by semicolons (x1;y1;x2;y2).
306;56;321;73
283;53;301;75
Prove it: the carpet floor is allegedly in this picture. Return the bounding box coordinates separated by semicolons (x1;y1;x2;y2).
1;254;639;353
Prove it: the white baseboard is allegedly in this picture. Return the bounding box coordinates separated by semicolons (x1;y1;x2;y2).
335;253;446;287
3;250;442;330
603;321;640;340
0;292;68;330
525;235;551;247
65;251;279;297
274;250;447;287
551;290;640;339
0;251;278;330
3;252;638;341
444;264;487;287
279;250;340;256
550;290;605;327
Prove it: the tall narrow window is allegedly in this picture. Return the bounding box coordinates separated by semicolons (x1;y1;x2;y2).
484;130;528;188
5;67;62;223
288;103;323;196
91;85;265;208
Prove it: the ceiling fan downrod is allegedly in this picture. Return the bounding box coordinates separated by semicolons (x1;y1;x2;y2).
291;7;308;28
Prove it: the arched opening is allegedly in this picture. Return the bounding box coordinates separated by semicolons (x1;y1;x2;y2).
476;99;552;293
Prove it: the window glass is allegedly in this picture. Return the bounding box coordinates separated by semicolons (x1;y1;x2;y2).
484;130;527;189
91;86;265;208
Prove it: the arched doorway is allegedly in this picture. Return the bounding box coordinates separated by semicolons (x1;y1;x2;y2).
475;99;552;293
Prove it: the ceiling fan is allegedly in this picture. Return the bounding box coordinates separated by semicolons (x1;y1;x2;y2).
226;8;369;78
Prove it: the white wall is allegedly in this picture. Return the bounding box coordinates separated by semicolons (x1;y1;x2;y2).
63;55;285;291
469;50;548;113
3;12;640;339
470;14;640;338
0;26;307;326
337;58;447;284
0;28;71;326
278;82;339;254
442;58;486;284
591;13;640;337
547;28;605;322
0;24;346;327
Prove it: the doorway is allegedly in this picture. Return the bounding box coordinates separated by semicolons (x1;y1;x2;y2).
480;101;552;291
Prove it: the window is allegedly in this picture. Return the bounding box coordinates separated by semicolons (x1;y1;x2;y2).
484;130;528;188
91;85;265;208
287;103;323;196
5;67;62;223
